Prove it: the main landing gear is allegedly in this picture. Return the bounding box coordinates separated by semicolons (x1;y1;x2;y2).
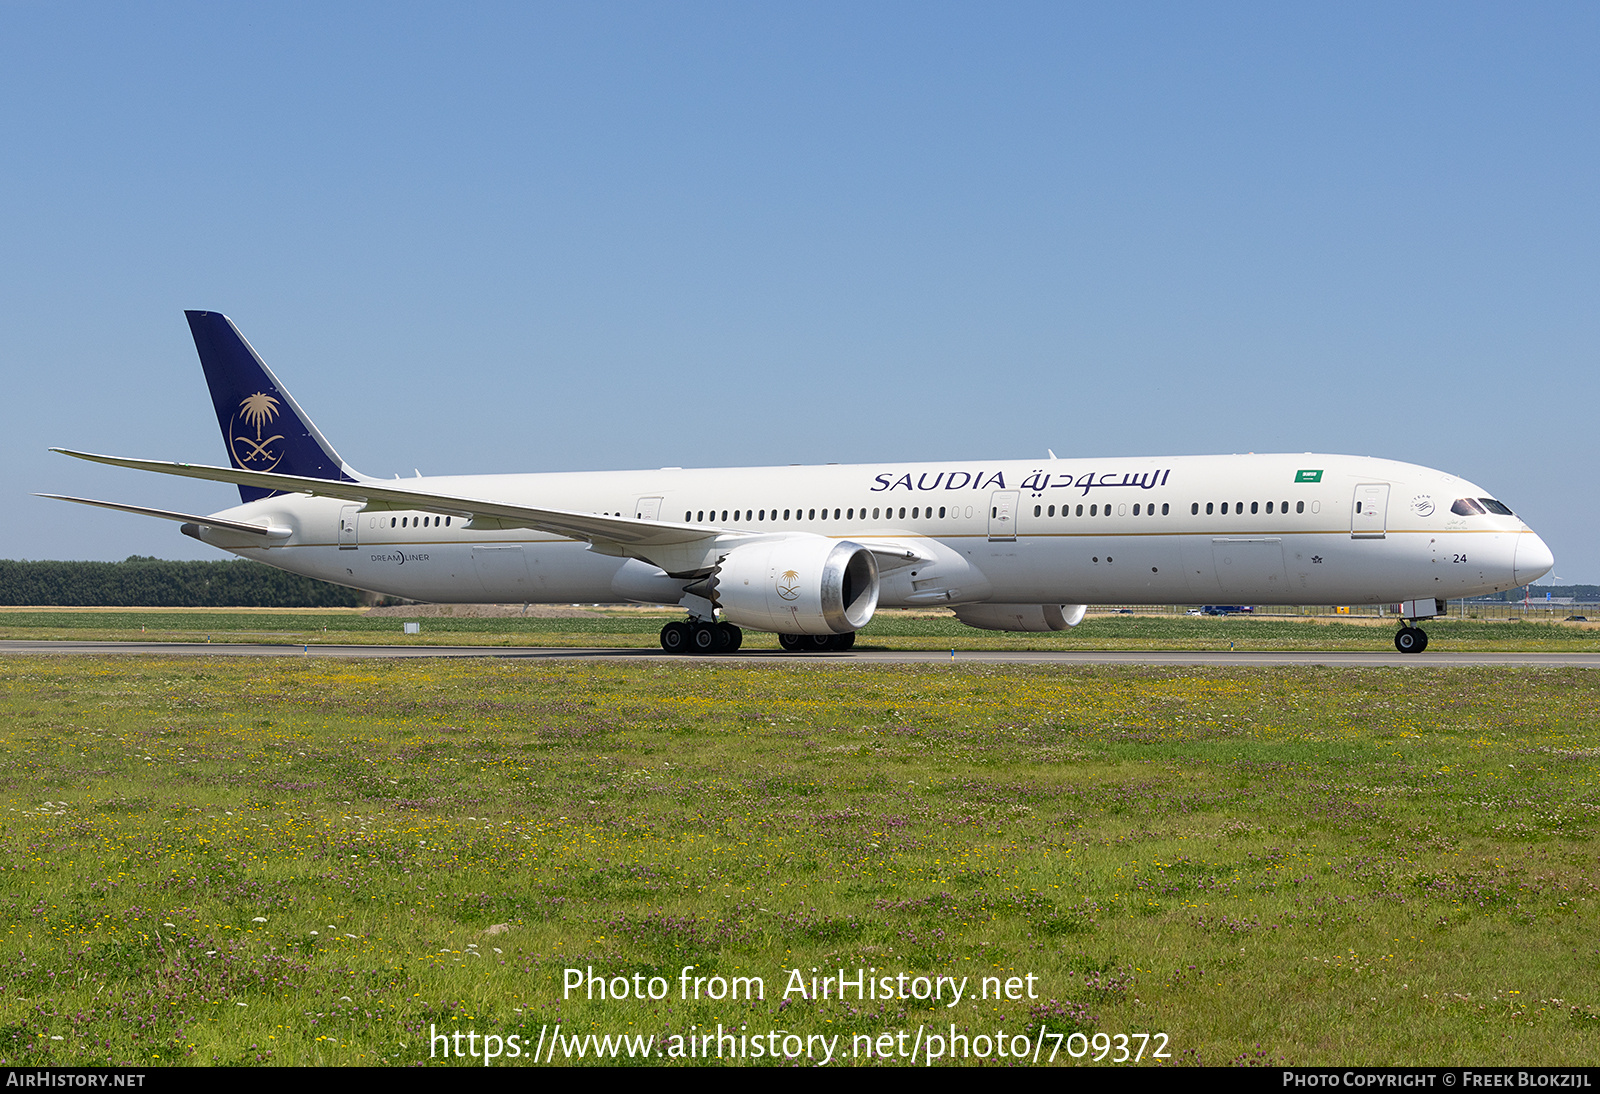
656;622;859;654
1394;626;1429;654
778;632;856;652
659;620;742;654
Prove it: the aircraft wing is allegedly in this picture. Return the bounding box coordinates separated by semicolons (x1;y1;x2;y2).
51;449;725;547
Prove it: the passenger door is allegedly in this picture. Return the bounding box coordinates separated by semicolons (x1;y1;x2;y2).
988;491;1020;541
338;505;360;549
1351;484;1390;539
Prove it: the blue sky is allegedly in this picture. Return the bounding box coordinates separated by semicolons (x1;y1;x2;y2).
4;3;1596;581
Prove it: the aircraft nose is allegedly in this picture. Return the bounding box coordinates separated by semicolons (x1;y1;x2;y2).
1514;532;1555;587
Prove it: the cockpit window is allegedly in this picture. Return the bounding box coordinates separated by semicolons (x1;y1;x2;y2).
1479;498;1514;516
1451;498;1487;516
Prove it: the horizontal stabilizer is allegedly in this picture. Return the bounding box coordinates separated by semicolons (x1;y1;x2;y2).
35;493;289;537
49;449;731;549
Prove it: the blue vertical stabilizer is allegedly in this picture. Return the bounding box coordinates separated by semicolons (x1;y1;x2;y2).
185;311;360;502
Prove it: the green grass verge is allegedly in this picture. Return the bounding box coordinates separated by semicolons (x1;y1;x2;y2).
0;656;1596;1066
1;609;1596;651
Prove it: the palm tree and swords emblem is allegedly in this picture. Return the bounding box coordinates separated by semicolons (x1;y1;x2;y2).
776;569;801;601
230;392;285;470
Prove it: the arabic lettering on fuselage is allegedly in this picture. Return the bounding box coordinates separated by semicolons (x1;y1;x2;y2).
869;469;1171;497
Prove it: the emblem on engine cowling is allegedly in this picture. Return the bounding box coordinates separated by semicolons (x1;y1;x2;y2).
776;569;800;601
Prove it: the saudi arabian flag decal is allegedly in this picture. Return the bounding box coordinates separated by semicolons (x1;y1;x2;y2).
1295;469;1323;483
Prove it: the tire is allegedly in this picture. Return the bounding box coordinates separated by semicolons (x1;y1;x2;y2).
691;622;719;653
660;622;690;653
717;622;743;652
1394;627;1420;653
1415;629;1429;652
830;632;856;651
778;633;806;652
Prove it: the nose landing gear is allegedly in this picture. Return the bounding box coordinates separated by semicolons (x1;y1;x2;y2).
1392;597;1444;654
1394;626;1429;653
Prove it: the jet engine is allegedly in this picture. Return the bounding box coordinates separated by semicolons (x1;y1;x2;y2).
710;537;879;635
952;603;1087;632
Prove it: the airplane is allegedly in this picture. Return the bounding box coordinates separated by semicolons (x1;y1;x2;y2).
41;311;1554;655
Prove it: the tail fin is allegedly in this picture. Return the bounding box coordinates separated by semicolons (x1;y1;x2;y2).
186;311;361;503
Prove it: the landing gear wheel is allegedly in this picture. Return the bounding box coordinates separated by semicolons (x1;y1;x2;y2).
690;622;719;653
716;622;743;652
778;633;806;652
1394;626;1428;654
807;634;835;651
660;621;689;654
831;631;855;651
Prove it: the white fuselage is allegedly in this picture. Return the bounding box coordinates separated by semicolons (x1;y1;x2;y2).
191;452;1551;611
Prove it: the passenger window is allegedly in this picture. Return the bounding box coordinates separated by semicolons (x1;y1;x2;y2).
1206;502;1214;515
1161;503;1169;516
1251;501;1258;514
872;508;880;519
1220;503;1228;515
1133;503;1141;516
1296;501;1304;514
939;506;946;518
1090;504;1097;516
899;508;906;519
1034;505;1041;517
1190;503;1198;515
1075;504;1083;516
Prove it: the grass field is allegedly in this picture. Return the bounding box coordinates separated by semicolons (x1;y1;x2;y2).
2;607;1598;652
0;654;1595;1067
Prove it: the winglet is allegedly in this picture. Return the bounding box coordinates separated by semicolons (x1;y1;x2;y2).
185;311;361;502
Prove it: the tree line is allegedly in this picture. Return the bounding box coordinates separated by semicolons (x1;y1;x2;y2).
0;557;368;607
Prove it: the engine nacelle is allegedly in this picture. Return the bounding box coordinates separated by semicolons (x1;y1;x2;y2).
712;537;879;635
952;603;1087;632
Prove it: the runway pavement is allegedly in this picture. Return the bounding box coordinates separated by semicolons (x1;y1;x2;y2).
3;639;1597;668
